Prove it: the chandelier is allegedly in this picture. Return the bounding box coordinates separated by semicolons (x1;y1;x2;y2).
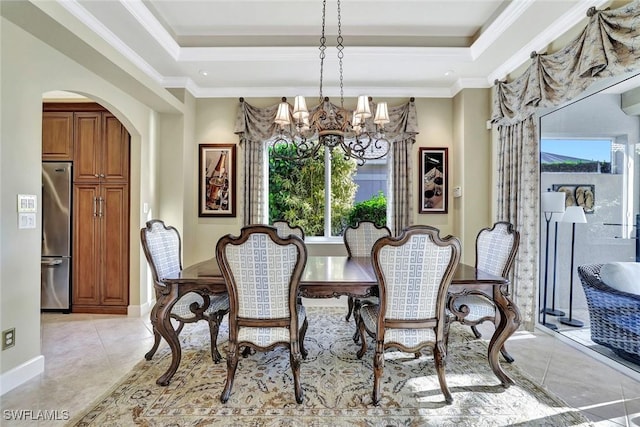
271;0;390;165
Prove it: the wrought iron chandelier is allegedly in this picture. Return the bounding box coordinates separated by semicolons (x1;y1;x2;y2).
272;0;390;165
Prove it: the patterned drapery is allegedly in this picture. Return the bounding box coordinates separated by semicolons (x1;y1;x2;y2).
491;1;640;330
234;98;419;230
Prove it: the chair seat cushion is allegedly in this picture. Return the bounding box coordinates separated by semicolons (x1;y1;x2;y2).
449;295;495;321
171;292;230;319
238;305;307;347
361;304;435;347
600;262;640;295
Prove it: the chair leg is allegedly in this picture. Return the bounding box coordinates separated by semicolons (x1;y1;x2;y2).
372;343;384;405
356;318;368;359
345;296;354;321
290;346;304;404
434;342;453;404
500;344;515;363
220;343;239;403
208;311;226;364
299;316;309;360
145;328;162;360
352;299;362;343
471;325;482;339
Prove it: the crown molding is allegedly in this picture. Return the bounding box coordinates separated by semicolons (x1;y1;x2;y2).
119;0;180;59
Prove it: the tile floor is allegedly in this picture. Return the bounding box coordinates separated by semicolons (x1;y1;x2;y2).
1;297;639;426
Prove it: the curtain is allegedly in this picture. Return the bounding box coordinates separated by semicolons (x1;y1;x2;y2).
234;98;419;227
491;1;640;330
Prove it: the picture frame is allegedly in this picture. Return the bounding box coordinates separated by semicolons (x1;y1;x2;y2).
419;147;448;214
199;144;237;217
552;184;595;214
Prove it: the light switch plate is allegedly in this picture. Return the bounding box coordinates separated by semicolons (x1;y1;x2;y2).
17;194;37;213
18;213;36;229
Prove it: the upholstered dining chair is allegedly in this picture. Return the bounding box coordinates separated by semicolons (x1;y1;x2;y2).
140;220;230;363
272;219;305;240
447;221;519;362
216;225;309;404
355;225;461;405
343;221;391;324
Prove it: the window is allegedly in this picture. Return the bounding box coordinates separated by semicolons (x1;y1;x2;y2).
267;142;388;238
540;138;621;173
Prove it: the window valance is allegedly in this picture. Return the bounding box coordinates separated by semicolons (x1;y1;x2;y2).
492;1;640;126
234;97;420;143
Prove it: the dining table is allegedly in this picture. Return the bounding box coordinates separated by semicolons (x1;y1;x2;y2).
154;255;521;387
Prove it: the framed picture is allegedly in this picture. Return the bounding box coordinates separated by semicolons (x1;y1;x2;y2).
199;144;237;217
419;147;448;214
552;184;595;214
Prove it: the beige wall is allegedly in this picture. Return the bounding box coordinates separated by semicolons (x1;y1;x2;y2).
0;16;178;390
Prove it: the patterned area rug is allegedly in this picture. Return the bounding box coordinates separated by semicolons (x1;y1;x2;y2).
72;308;591;426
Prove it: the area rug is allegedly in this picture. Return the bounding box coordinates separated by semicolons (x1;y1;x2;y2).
71;308;591;426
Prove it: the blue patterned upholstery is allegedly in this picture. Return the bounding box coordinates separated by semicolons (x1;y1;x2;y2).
272;220;305;240
356;226;461;405
343;221;391;324
216;225;308;404
141;220;230;363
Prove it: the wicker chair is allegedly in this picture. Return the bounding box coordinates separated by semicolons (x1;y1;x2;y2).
578;264;640;364
216;225;309;404
355;225;461;405
343;221;391;325
140;220;230;363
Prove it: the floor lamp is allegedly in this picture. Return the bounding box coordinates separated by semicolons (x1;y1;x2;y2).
541;191;565;330
544;217;566;317
558;206;587;327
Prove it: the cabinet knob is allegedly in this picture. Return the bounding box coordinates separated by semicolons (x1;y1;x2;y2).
94;174;99;178
99;174;105;178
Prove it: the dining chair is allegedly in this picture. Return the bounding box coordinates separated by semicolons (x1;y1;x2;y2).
447;221;519;362
343;221;391;325
140;220;230;363
216;224;309;404
355;225;461;405
272;219;305;240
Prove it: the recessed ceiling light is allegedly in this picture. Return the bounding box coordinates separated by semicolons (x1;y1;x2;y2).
444;70;455;77
199;70;209;77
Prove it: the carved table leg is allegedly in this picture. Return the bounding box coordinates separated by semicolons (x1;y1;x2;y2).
153;285;182;386
489;285;521;387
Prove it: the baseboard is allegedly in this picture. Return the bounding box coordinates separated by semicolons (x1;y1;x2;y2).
127;299;154;317
0;355;45;396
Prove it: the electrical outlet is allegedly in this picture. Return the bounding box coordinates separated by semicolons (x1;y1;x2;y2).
2;328;15;350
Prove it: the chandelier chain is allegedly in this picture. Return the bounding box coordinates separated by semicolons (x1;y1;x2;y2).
319;0;328;103
336;0;344;108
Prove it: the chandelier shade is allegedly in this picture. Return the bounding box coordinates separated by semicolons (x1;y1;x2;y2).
271;0;391;165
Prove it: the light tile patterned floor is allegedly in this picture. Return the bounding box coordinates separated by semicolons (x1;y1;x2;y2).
1;297;638;426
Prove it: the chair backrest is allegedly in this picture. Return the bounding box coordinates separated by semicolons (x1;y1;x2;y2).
343;221;391;258
475;221;519;278
372;225;460;328
140;219;182;284
272;220;305;240
216;225;307;322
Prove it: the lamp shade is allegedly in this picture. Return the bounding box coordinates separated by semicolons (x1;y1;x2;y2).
275;101;291;126
373;102;390;125
292;95;309;121
355;95;372;119
561;206;587;224
541;191;565;213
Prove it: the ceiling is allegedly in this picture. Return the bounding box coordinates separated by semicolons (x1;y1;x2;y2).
41;0;615;98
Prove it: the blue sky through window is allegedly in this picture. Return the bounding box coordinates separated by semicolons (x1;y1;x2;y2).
541;139;611;162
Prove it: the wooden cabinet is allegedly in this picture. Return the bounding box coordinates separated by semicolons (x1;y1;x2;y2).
43;103;130;314
74;113;129;183
42;112;73;160
72;183;129;313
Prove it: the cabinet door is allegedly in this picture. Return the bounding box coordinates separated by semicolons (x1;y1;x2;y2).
73;112;102;182
102;114;130;182
100;184;129;306
72;184;101;306
42;112;73;160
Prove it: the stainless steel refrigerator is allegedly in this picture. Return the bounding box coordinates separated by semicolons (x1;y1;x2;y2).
41;162;72;311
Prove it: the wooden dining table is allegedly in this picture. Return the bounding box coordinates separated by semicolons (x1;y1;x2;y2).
155;255;521;387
